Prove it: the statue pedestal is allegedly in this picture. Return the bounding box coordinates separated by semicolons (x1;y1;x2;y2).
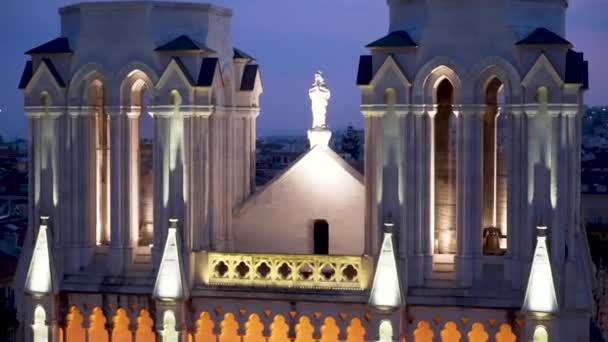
308;128;332;147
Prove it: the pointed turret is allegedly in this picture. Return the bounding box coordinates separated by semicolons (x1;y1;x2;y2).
25;216;55;295
153;219;188;301
369;218;403;310
522;226;558;313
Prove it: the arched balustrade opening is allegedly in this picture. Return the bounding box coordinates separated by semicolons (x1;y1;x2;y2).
112;308;131;342
89;307;108;342
269;315;290;342
320;316;340;342
136;309;155;342
65;306;86;341
220;313;240;342
195;312;215;342
495;324;516;342
346;318;366;342
413;320;434;342
295;316;315;342
244;313;265;342
441;321;462;342
467;322;489;342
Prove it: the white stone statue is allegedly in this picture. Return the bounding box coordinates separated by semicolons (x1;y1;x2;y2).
309;71;331;128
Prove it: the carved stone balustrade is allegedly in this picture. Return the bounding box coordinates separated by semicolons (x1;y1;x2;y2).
201;252;373;291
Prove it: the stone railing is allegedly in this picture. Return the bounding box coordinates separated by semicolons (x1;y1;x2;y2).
201;252;373;291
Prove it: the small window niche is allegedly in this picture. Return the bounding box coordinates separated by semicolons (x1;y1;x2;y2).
313;219;329;255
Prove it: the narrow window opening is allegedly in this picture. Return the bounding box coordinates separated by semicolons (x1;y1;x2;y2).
91;80;110;246
139;88;154;246
482;78;508;255
313;219;329;255
434;79;457;255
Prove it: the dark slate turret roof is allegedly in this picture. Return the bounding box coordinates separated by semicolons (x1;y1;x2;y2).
197;58;218;87
516;28;571;46
26;37;72;55
240;64;259;91
18;61;33;89
565;49;589;89
234;48;254;60
155;35;215;53
18;59;65;89
356;55;373;86
41;59;66;87
171;57;195;85
366;30;417;48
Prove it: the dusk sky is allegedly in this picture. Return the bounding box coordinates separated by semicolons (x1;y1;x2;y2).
1;0;607;138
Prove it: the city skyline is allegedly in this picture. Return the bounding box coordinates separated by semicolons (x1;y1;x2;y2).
1;0;607;138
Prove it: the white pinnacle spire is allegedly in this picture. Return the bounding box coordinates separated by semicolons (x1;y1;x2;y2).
522;226;558;313
369;219;402;309
25;216;54;295
153;219;188;300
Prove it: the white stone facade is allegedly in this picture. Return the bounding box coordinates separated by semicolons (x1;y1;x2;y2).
15;1;594;341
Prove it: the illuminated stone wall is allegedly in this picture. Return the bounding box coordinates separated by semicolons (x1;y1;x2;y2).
232;147;365;255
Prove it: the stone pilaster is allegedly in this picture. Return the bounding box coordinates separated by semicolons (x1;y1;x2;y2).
108;108;129;275
361;105;385;256
506;105;524;289
455;106;483;287
421;106;434;281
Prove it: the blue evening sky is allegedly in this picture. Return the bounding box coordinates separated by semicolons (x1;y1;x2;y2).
1;0;606;138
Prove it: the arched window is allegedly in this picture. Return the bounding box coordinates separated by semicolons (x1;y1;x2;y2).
533;325;548;342
40;91;51;112
32;305;48;342
482;78;508;254
162;310;178;342
90;80;110;246
434;78;456;255
129;78;154;247
379;320;392;342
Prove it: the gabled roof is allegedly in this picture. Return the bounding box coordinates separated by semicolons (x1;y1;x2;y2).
565;49;589;89
369;231;403;309
172;57;195;85
356;55;373;86
522;226;559;313
197;57;218;87
236;145;364;214
41;58;66;88
24;221;55;295
25;37;72;55
366;30;417;48
153;221;188;300
155;35;215;53
516;28;571;46
20;59;66;90
18;61;33;90
234;47;254;60
240;64;259;91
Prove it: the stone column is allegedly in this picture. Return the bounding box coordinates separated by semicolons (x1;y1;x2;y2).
506;105;524;289
422;106;434;280
188;108;212;252
362;105;385;256
407;105;426;286
108;108;128;275
455;106;483;286
523;105;540;261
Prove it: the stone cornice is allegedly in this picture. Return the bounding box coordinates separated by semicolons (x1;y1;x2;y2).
25;107;64;118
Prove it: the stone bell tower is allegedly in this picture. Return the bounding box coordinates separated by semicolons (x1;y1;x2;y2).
358;0;593;340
